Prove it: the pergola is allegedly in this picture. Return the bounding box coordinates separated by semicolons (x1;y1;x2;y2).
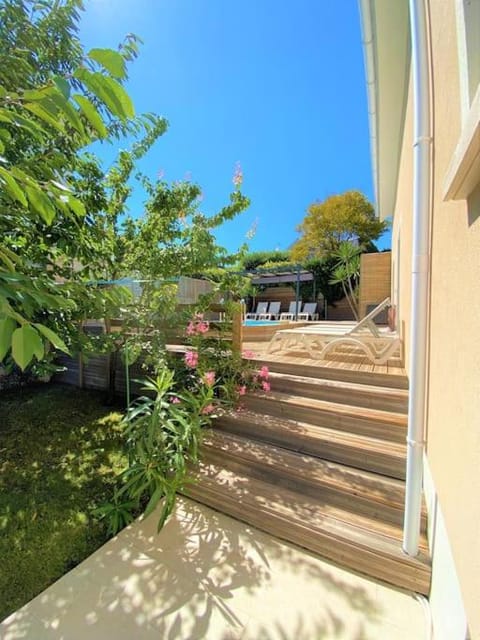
246;266;316;320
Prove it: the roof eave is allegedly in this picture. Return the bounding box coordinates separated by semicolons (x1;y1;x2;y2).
358;0;411;221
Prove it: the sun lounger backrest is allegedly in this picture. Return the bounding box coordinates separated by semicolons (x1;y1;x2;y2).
349;297;391;337
288;300;301;314
267;301;281;315
256;301;268;315
302;302;317;316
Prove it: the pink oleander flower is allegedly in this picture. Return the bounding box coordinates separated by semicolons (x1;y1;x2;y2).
186;321;196;336
258;365;269;379
232;161;243;188
184;350;198;368
242;349;256;359
201;404;215;415
196;321;210;334
203;371;216;386
170;396;181;404
237;385;247;396
261;380;271;393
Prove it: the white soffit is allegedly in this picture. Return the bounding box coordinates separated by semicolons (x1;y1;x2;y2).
360;0;411;220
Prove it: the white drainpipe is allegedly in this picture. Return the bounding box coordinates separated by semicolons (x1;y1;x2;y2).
359;0;379;214
403;0;432;557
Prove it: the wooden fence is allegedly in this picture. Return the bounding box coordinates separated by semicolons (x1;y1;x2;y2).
358;252;391;320
55;304;242;394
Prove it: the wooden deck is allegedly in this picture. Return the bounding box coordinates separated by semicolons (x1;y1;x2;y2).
184;332;433;594
242;339;407;378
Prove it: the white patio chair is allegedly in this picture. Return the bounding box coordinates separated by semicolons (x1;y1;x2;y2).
267;297;400;365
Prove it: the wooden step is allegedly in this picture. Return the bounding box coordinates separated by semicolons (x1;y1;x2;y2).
202;430;427;531
214;410;406;479
244;391;407;444
185;462;431;595
268;371;409;413
253;358;409;390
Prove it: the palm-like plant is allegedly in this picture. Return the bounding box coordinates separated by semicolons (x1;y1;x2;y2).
329;242;361;320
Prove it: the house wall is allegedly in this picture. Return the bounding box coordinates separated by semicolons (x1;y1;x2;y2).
392;2;480;637
391;69;414;367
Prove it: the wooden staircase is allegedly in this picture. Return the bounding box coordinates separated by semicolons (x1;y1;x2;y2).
185;359;431;595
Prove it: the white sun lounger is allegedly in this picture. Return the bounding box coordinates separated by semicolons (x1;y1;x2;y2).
245;301;268;320
279;300;302;321
258;301;281;320
297;302;318;321
267;297;400;365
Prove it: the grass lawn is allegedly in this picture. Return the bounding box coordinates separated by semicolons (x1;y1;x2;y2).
0;383;127;622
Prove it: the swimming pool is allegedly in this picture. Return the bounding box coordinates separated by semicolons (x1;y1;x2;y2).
243;320;281;327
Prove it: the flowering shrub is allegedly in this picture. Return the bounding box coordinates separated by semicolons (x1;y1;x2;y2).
100;305;271;535
184;350;199;368
172;311;271;414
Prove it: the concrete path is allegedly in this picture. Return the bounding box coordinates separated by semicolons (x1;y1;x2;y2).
1;498;428;639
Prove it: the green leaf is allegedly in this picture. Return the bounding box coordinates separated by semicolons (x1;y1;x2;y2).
103;76;134;119
9;111;48;139
46;93;85;136
0;128;12;142
34;323;69;354
22;86;57;101
144;485;164;518
75;69;134;121
0;109;13;123
67;195;86;217
88;48;127;80
0;317;16;361
0;166;28;207
0;246;20;271
23;102;64;132
11;324;44;370
53;76;71;100
25;184;56;224
73;95;107;138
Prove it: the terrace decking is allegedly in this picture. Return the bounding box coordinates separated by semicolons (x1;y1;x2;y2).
185;339;432;596
243;339;407;379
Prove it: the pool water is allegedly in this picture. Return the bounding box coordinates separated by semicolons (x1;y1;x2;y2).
243;320;281;327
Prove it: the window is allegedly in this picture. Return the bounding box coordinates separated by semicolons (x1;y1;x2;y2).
459;0;480;112
443;0;480;201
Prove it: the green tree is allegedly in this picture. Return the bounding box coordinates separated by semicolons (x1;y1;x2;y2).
291;190;387;261
0;0;148;370
0;0;251;376
237;250;291;272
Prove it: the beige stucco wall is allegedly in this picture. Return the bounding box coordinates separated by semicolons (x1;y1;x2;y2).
391;70;414;369
391;2;480;637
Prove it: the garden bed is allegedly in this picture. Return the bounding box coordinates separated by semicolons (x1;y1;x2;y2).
0;384;127;621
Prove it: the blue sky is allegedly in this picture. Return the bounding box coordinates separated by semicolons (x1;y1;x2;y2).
79;0;390;253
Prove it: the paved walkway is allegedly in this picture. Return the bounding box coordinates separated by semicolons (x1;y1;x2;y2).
1;498;427;639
